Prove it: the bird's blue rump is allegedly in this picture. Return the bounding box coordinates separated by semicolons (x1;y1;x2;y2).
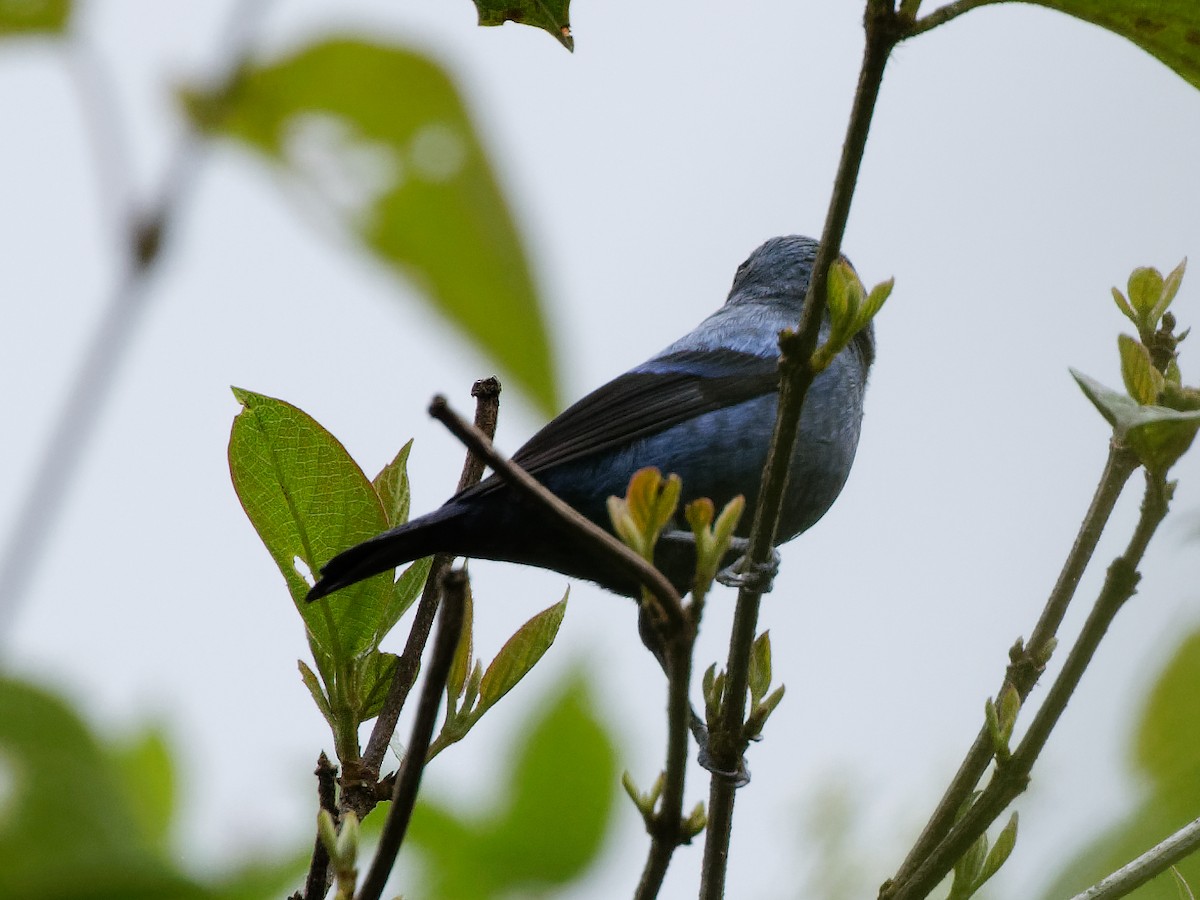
306;235;874;601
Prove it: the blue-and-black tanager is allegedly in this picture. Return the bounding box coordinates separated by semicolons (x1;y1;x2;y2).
307;234;873;603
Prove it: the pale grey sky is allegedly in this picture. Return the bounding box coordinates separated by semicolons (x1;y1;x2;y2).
3;1;1200;897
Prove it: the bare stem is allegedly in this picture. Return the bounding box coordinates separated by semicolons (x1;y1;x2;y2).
342;379;502;821
297;752;339;900
887;470;1173;900
699;4;901;894
356;568;468;900
884;443;1140;893
634;618;698;899
1068;815;1200;900
902;0;1002;39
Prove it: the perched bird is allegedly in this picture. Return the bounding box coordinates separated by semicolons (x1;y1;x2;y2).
307;235;873;602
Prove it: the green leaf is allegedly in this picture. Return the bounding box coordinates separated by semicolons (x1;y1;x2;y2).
1020;1;1200;92
109;727;176;853
373;439;413;527
948;831;988;900
976;812;1019;890
1113;286;1137;322
1129;266;1167;320
373;556;432;652
189;40;558;415
473;0;574;51
298;659;334;726
228;387;391;667
478;595;568;712
0;0;70;36
1152;258;1188;325
359;650;400;721
409;673;617;896
446;576;475;703
0;677;211;899
1071;370;1200;472
749;631;772;707
1119;334;1165;405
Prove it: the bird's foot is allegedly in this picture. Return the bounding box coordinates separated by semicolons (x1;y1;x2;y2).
716;546;781;593
689;707;751;786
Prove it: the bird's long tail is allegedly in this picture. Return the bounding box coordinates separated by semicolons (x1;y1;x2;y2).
305;504;463;602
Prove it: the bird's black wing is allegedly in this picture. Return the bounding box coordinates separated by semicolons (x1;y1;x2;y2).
457;348;779;500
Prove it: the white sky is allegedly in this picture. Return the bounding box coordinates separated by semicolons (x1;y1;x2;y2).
3;1;1200;897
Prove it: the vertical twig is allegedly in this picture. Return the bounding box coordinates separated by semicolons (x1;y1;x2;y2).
297;752;339;900
355;568;469;900
699;4;902;894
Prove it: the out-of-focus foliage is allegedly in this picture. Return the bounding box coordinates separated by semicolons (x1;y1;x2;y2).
1038;629;1200;898
404;672;618;898
472;0;574;51
185;38;558;415
0;676;306;900
0;0;70;36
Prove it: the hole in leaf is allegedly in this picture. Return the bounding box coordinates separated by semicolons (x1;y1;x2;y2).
293;556;315;587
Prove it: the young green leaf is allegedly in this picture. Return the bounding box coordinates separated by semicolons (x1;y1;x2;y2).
975;812;1018;890
188;40;559;414
948;831;988;900
1128;266;1166;321
228;388;391;666
1119;334;1165;405
298;659;334;726
749;631;772;707
477;595;568;712
359;651;400;721
446;577;475;704
373;439;413;528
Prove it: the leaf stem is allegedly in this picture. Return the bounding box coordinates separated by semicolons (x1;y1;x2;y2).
902;0;1002;39
355;568;468;900
699;3;901;894
887;469;1173;900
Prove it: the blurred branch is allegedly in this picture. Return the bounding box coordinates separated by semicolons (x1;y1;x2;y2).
0;0;277;637
699;3;901;894
887;468;1174;900
1068;815;1200;900
356;568;468;900
884;442;1140;893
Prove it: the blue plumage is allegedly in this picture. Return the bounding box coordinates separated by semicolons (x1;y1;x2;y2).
307;235;873;600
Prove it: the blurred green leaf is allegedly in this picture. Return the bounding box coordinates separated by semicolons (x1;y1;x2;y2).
298;659;334;726
408;671;617;898
192;40;558;414
0;0;70;36
749;630;772;707
1120;334;1165;405
373;439;413;528
478;595;568;712
1039;630;1200;898
977;812;1018;891
1019;2;1200;92
110;727;175;853
228;387;390;666
473;0;574;51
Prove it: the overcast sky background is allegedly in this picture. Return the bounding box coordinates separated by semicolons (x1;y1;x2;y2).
4;1;1200;897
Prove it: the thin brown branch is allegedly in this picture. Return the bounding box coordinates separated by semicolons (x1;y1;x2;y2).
901;0;1002;39
348;379;502;812
428;395;685;626
700;4;902;894
298;752;339;900
356;568;468;900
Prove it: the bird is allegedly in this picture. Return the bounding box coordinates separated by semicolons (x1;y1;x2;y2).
307;235;874;603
